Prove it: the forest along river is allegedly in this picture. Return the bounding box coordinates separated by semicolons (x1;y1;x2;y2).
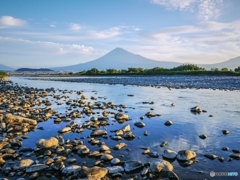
2;76;240;179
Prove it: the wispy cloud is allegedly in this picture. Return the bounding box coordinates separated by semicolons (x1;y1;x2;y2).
0;36;94;55
0;16;27;28
50;24;56;28
198;0;223;21
152;0;196;10
129;20;240;64
151;0;223;21
69;23;81;31
89;27;121;39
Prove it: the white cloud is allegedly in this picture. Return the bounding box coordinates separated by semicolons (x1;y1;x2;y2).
0;16;27;28
89;27;121;39
69;23;81;31
151;0;196;10
151;0;223;21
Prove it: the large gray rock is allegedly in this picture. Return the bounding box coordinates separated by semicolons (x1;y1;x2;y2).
162;149;177;159
107;166;124;174
26;164;48;173
62;165;81;176
124;161;143;173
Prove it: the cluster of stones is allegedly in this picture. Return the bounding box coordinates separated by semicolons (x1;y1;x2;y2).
1;80;237;179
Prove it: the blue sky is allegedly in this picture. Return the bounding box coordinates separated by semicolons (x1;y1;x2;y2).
0;0;239;68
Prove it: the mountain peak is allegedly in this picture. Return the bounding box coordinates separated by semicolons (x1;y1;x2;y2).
110;47;129;53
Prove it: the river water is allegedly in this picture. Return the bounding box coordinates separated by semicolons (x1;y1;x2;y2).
8;76;240;179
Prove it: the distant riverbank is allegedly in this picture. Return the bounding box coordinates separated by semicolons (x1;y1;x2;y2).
29;75;240;90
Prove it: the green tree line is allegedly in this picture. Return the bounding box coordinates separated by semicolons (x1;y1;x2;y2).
70;64;240;76
0;71;8;77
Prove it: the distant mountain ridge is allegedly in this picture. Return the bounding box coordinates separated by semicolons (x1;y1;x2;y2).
15;68;54;72
0;64;14;71
52;48;182;71
199;56;240;70
1;48;240;71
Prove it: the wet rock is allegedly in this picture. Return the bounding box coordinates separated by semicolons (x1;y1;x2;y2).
148;152;159;158
99;145;111;152
113;143;127;150
145;112;153;117
88;151;101;157
101;154;114;161
81;166;108;179
111;135;122;140
134;122;145;128
77;145;90;155
199;134;207;139
62;165;81;177
142;148;150;154
26;164;48;173
149;159;173;173
58;127;71;133
90;129;107;136
222;147;229;151
141;167;149;176
115;130;124;136
107;166;124;174
36;137;59;148
13;159;34;170
121;124;131;133
229;153;240;159
165;120;172;126
162;149;177;159
29;172;39;179
177;150;196;161
44;158;54;165
160;141;168;147
204;154;218;160
123;132;135;139
144;131;149;136
124;161;143;173
218;157;224;162
0;141;9;150
111;158;121;165
115;113;129;120
168;171;180;180
222;130;230;135
190;106;201;113
232;149;240;153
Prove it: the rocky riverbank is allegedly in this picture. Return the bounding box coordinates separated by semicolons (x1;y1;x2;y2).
29;75;240;91
0;79;239;180
0;80;197;180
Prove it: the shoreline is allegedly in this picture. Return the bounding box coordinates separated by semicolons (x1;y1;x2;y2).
28;75;240;91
